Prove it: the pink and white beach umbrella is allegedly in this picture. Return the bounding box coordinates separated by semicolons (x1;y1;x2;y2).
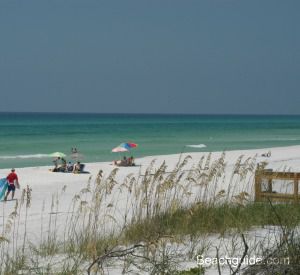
112;142;138;153
112;142;138;155
112;146;129;153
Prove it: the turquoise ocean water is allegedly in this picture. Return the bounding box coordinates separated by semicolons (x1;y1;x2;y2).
1;113;300;169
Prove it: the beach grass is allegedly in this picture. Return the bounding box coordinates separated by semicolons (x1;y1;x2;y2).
124;202;300;243
178;266;205;275
1;153;300;274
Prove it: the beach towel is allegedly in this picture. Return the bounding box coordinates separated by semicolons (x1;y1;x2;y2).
0;178;8;200
0;178;8;199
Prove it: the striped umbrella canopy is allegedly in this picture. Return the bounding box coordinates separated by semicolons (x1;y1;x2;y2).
49;152;66;158
112;142;137;153
119;142;138;150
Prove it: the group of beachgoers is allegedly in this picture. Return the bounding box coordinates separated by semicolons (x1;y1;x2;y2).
52;157;82;173
1;148;136;202
50;147;84;173
51;147;136;172
114;156;135;167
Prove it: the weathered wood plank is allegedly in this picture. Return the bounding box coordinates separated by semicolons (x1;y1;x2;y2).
255;169;300;203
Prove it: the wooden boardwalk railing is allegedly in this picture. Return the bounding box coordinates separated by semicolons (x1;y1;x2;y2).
255;169;300;203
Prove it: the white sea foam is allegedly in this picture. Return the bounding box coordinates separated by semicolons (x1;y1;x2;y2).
0;154;50;160
186;144;207;148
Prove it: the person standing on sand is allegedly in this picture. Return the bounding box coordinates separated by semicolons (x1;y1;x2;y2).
4;168;19;201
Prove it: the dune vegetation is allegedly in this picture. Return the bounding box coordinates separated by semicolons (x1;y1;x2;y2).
1;153;299;274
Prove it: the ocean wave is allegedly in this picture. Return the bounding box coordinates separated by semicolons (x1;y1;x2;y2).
243;137;300;142
267;138;300;141
186;144;207;148
0;154;50;160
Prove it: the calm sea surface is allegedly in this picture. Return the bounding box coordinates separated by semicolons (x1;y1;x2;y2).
1;113;300;169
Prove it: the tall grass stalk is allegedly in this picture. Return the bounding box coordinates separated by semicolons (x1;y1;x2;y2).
1;153;296;273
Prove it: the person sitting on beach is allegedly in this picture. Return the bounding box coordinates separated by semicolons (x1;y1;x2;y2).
58;158;67;172
120;156;127;166
52;157;60;172
261;151;271;157
127;156;135;166
114;156;127;166
67;161;73;172
73;161;81;173
4;168;19;201
114;156;136;167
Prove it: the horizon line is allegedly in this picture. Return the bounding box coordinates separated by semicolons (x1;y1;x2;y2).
0;111;300;116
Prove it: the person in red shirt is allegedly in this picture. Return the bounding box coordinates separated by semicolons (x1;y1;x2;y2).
4;168;19;201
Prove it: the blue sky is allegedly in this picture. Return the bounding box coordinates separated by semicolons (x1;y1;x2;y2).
0;0;299;114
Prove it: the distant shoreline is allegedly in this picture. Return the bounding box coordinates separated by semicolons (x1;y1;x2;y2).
1;111;300;116
1;114;300;169
1;144;300;171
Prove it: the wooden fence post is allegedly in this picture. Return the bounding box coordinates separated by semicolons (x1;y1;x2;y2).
294;173;298;203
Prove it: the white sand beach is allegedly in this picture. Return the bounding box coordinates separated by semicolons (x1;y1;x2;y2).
1;145;299;237
1;145;300;274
